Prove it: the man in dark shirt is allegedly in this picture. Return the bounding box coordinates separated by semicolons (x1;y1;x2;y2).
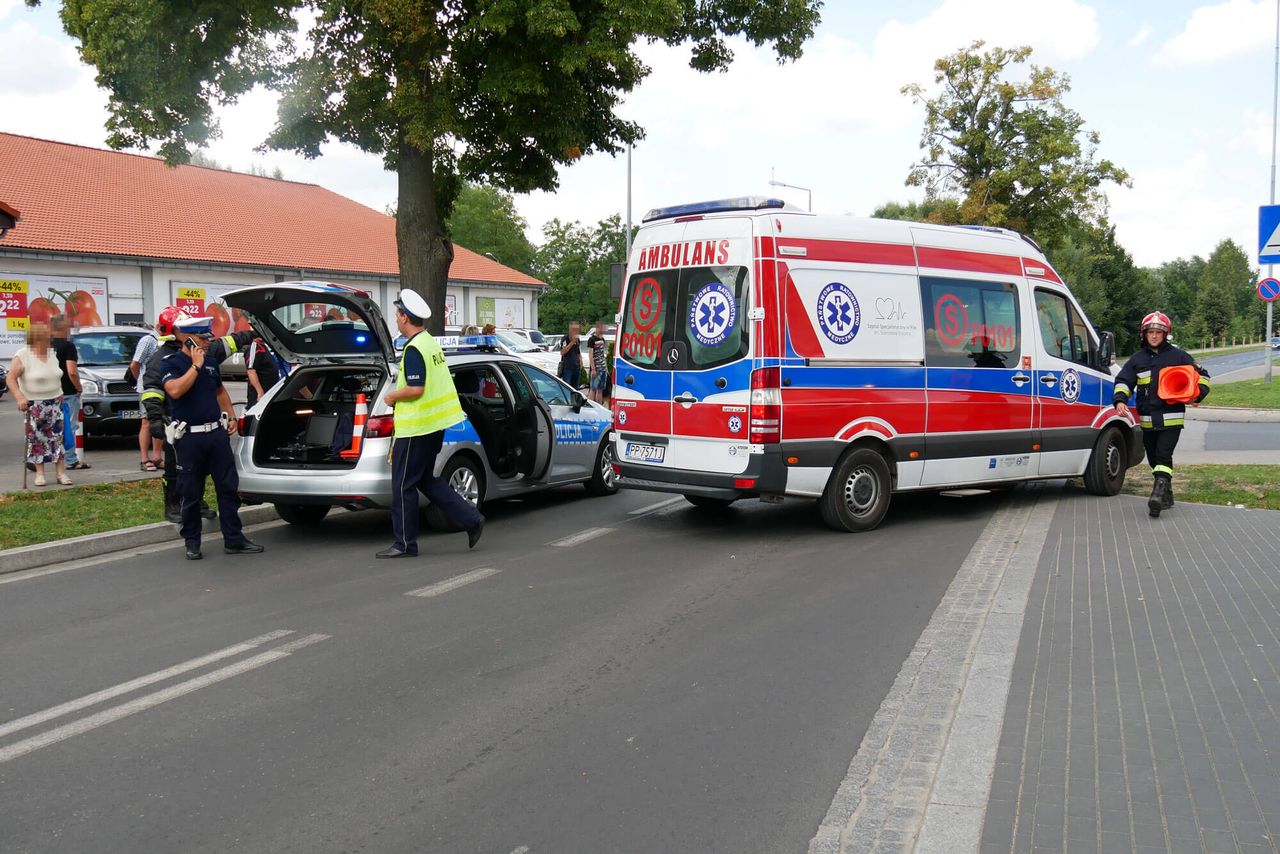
49;315;88;470
585;320;609;403
245;338;282;409
558;321;582;388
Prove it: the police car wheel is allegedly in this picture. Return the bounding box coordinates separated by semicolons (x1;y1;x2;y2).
425;455;485;532
820;448;892;533
585;441;619;496
274;503;331;526
1083;427;1126;497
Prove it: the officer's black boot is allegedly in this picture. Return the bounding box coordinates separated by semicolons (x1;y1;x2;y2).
163;478;182;524
1148;476;1170;518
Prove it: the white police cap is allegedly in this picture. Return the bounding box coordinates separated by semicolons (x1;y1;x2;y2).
174;315;215;336
394;288;432;321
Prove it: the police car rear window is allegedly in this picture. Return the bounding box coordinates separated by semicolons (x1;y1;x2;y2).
258;299;382;356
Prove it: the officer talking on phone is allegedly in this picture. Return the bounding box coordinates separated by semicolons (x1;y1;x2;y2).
158;314;264;560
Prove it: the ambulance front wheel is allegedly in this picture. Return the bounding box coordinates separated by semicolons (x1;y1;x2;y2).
820;447;892;533
1083;427;1127;497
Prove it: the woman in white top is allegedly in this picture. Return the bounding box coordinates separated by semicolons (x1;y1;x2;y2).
9;322;70;486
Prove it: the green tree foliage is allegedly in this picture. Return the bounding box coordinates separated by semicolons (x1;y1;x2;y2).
41;0;820;330
1050;223;1157;354
1148;256;1207;330
902;42;1129;248
1186;240;1258;343
534;215;630;333
446;184;536;275
871;198;961;225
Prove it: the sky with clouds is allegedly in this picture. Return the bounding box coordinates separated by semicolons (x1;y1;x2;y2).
0;0;1272;268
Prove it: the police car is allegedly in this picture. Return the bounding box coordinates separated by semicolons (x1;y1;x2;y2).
222;282;617;527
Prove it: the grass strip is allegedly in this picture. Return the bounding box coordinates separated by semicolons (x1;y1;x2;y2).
0;479;215;551
1202;377;1280;410
1119;464;1280;512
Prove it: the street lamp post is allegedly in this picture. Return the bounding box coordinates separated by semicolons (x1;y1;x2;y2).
769;169;812;212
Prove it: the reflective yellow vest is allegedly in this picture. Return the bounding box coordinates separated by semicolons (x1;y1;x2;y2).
393;333;464;438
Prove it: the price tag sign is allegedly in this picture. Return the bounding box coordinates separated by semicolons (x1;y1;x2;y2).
304;303;327;320
175;286;206;315
0;279;28;319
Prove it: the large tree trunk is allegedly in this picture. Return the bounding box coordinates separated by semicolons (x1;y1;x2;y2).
396;141;453;334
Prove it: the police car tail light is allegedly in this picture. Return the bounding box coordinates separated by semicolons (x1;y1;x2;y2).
364;415;395;439
749;367;781;444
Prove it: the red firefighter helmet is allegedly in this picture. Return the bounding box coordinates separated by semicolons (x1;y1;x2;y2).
155;305;191;337
1140;311;1171;333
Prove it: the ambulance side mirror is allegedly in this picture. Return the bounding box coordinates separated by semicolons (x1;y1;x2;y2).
1097;332;1115;370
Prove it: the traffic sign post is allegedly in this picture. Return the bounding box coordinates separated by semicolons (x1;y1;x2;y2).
1260;206;1280;264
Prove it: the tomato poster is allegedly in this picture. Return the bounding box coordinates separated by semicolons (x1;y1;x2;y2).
0;274;109;359
169;281;256;339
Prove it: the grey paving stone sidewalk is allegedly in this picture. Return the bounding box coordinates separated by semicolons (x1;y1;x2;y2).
981;487;1280;854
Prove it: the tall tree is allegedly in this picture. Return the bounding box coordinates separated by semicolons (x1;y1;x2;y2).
1189;240;1257;343
1051;222;1157;354
534;214;629;333
902;42;1129;248
1148;256;1207;330
446;184;536;275
44;0;821;331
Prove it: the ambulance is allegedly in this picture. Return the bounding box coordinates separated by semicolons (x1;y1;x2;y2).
610;197;1143;532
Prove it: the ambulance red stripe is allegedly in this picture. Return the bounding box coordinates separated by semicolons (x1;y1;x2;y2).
916;247;1025;277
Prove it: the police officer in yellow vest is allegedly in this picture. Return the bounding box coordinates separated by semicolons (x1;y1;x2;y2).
377;289;484;558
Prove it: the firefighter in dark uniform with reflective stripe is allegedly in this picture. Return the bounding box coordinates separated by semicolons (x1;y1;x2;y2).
376;289;484;559
1112;311;1210;517
142;307;256;524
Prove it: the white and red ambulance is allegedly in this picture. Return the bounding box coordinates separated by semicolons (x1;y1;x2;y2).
610;197;1143;531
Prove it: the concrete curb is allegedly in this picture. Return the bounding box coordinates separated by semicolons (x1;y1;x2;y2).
0;504;280;575
1189;407;1280;423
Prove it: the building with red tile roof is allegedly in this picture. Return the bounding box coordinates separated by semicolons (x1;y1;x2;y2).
0;133;545;356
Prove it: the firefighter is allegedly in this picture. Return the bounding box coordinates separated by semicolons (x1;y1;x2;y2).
142;306;255;525
377;289;483;558
1112;311;1210;517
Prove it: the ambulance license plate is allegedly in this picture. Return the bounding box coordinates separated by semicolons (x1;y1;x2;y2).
624;442;666;463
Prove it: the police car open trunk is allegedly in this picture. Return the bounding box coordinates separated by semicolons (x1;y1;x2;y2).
222;281;398;468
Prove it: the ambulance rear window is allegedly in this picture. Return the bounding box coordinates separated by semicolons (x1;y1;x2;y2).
618;266;749;371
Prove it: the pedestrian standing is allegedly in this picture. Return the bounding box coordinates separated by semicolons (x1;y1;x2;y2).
1113;311;1210;517
558;321;582;388
245;337;281;409
49;315;89;471
586;320;609;404
8;322;71;486
157;314;264;560
377;289;483;559
129;327;163;472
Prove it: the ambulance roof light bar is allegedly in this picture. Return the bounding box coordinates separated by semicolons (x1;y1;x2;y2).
642;197;790;223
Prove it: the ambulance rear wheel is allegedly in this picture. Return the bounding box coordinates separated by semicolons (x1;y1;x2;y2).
684;495;736;509
274;503;331;526
1083;427;1127;496
820;448;892;533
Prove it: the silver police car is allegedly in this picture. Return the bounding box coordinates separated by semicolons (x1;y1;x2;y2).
223;282;617;527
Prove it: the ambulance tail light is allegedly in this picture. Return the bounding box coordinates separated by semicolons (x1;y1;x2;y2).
749;367;782;444
364;415;395;439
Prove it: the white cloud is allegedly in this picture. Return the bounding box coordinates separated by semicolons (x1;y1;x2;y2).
1127;23;1154;48
0;20;83;95
1153;0;1272;67
1232;106;1274;158
0;0;18;22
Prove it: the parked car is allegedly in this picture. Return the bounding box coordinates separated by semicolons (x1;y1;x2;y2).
1271;336;1280;350
70;326;152;435
223;281;618;527
502;328;549;350
492;330;563;375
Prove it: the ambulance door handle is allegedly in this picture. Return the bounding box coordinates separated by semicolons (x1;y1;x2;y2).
673;392;698;404
1039;374;1058;388
624;374;635;386
1011;373;1031;387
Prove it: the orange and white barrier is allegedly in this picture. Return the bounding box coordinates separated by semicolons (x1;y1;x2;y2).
74;404;85;463
340;394;367;459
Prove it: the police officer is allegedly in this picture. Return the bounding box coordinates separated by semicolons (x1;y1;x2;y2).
1113;311;1210;517
157;314;264;560
377;289;483;558
143;306;255;523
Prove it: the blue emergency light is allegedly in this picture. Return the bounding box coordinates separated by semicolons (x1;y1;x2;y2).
642;197;788;223
439;334;499;352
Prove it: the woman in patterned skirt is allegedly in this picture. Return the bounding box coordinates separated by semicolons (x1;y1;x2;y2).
9;322;70;486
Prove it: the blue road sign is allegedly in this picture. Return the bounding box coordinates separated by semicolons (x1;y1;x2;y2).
1260;206;1280;263
1260;277;1280;302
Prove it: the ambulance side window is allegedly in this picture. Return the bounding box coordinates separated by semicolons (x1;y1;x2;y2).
1035;290;1094;367
618;270;676;367
678;265;750;370
921;278;1021;369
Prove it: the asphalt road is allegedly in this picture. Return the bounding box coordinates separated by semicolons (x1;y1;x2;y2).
0;483;1000;853
1196;347;1280;377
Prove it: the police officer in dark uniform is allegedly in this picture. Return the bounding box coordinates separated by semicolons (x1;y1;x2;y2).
156;314;264;560
143;306;256;523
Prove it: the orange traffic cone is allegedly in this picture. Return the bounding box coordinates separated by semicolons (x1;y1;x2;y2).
74;404;85;465
340;393;367;459
1157;364;1200;404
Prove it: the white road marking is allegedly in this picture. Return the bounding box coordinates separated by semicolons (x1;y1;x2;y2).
405;567;502;598
0;629;295;740
627;497;684;516
0;633;330;765
547;527;614;547
510;847;530;854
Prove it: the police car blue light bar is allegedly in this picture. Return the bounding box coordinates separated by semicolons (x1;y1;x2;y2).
438;334;499;351
642;197;788;223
